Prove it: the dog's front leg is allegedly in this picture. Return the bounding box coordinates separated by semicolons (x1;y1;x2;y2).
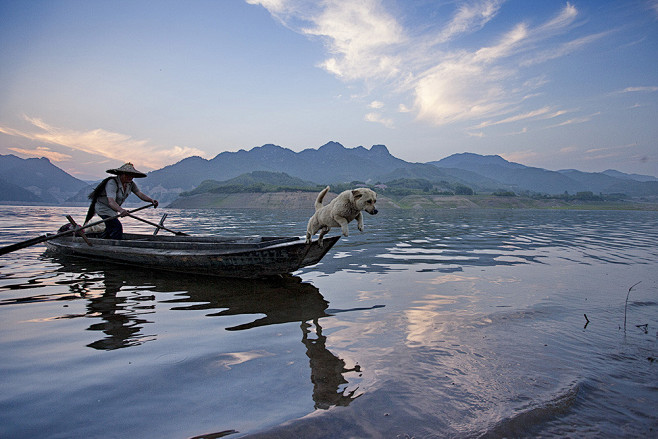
356;212;364;232
335;216;350;237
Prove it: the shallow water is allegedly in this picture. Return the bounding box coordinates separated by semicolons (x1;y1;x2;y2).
0;206;656;438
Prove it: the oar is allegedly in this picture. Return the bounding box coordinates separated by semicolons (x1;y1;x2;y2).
0;203;155;256
125;213;188;236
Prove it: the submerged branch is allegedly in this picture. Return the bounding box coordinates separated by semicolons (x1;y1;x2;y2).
623;281;642;332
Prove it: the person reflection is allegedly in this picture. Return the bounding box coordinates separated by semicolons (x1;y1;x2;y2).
85;272;154;350
301;319;361;410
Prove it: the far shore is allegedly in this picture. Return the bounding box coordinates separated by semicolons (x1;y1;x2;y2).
167;192;658;210
3;192;657;211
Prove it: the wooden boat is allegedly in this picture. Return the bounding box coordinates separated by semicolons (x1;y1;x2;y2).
44;232;340;278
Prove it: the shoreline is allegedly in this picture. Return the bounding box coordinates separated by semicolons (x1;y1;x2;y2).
3;192;657;210
166;192;658;211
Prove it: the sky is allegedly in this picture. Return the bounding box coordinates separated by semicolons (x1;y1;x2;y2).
0;0;657;181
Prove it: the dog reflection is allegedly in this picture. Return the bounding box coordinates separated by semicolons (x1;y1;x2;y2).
302;319;361;409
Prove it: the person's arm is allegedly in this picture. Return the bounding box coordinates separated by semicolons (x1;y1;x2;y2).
106;197;129;217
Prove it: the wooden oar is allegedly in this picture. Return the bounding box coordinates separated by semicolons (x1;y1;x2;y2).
125;213;188;236
0;203;155;256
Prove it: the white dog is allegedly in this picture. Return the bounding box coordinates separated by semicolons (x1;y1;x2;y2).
305;186;378;246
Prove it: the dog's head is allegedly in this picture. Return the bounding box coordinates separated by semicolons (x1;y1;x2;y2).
352;188;378;215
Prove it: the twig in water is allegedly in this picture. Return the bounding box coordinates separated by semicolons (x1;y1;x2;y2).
624;281;642;332
584;314;590;329
636;324;649;334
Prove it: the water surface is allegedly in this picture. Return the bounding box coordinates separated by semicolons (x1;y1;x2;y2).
1;206;656;438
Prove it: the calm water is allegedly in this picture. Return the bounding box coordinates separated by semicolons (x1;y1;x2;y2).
0;206;656;438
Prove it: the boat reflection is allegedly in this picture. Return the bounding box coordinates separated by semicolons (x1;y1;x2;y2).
46;256;364;409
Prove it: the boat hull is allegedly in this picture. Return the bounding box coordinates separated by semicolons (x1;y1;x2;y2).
45;233;339;278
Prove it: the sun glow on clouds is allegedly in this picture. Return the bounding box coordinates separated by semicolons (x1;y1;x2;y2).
0;116;208;171
248;1;602;130
8;147;72;162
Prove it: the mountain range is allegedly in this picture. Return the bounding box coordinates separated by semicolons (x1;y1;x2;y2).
0;154;89;203
1;142;657;205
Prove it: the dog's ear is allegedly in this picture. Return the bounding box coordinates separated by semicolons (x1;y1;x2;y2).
352;189;362;199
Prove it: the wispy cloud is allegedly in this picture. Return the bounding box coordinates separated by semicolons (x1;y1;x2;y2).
8;146;72;162
249;0;406;81
544;112;600;128
520;31;610;67
500;150;540;164
435;0;502;43
0;116;208;170
365;112;394;128
249;1;603;129
504;143;642;168
585;143;637;155
474;106;567;129
398;103;412;113
650;0;658;18
615;86;658;93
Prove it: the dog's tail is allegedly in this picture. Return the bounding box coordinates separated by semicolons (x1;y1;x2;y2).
315;186;330;211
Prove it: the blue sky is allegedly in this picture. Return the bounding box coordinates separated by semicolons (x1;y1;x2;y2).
1;0;657;180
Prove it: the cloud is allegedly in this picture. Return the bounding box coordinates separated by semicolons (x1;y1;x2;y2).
309;3;404;79
435;0;502;43
502;143;585;165
585;143;636;154
536;2;578;33
544;112;600;128
520;31;610;67
264;0;406;81
365;112;394;128
616;86;658;93
398;103;412;113
474;107;573;130
500;150;540;164
8;146;72;162
0;116;208;171
250;1;607;129
650;0;658;18
369;100;384;109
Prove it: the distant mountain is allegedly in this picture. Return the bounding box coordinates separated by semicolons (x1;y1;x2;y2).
430;153;587;194
0;176;44;202
601;169;658;182
129;146;658;202
183;171;319;196
2;146;657;206
0;154;89;203
429;153;658;196
433;152;527;170
376;162;511;192
141;142;412;202
557;169;629;194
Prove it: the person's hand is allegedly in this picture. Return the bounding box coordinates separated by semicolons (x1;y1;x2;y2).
118;208;129;217
152;199;159;208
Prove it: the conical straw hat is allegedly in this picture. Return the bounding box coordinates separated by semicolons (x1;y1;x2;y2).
106;162;147;178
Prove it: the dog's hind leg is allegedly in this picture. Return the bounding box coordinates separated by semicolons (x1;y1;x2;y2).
318;226;330;247
305;217;319;244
